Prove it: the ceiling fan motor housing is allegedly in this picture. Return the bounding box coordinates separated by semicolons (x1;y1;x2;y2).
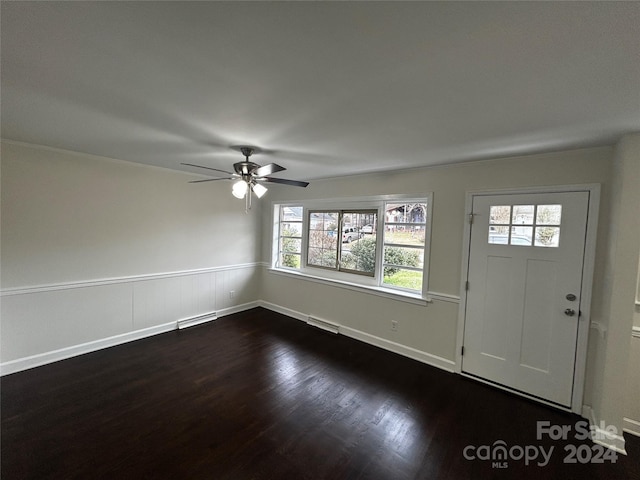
234;161;260;176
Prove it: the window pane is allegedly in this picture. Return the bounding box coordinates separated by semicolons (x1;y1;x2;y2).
278;206;302;270
384;226;425;246
535;227;560;247
281;238;301;253
536;205;562;225
322;234;338;250
385;203;427;224
280;253;301;269
490;205;511;225
341;236;376;275
338;211;377;276
281;222;302;237
384;246;424;269
308;211;339;269
309;212;335;230
510;226;533;246
383;268;423;291
282;206;303;221
320;252;337;268
488;225;510;244
512;205;534;225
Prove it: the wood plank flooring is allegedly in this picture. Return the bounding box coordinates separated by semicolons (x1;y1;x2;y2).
2;307;639;479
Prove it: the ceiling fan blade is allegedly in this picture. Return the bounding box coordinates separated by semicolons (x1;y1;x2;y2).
188;177;235;183
181;163;236;176
262;177;309;188
253;163;286;178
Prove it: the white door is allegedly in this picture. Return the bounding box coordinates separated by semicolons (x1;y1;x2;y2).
462;191;589;407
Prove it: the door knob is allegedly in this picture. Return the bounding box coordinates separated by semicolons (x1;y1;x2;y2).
564;308;576;317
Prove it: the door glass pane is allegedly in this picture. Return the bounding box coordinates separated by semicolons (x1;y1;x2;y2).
512;205;534;225
489;226;510;244
510;226;533;246
535;227;560;247
490;205;511;224
536;205;562;225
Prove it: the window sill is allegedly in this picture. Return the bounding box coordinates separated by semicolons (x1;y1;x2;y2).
267;267;431;306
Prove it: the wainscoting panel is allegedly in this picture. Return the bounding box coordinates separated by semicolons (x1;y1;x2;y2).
1;283;133;362
1;264;260;374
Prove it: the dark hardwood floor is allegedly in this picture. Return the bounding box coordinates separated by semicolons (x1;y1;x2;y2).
2;307;639;479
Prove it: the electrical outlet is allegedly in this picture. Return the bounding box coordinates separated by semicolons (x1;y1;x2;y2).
229;290;235;300
391;320;398;332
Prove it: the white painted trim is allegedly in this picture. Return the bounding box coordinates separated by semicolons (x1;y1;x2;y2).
455;184;601;415
1;263;262;296
258;300;456;373
259;301;308;322
427;291;461;304
340;325;456;372
0;300;261;376
0;321;177;376
267;268;430;306
623;417;640;437
586;406;627;455
269;194;437;303
632;326;640;338
217;301;260;318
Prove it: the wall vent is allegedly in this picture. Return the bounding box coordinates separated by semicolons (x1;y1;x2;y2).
307;316;339;334
177;312;217;330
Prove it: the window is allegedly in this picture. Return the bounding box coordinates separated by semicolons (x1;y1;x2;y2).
273;196;432;298
489;204;562;247
277;205;303;269
383;202;428;291
307;210;378;276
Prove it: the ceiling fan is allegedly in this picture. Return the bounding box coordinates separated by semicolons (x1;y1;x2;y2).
182;146;309;211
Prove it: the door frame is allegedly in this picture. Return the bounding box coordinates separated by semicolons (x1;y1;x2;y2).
455;184;601;414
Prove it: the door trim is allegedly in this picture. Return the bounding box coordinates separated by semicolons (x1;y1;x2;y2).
455;184;601;414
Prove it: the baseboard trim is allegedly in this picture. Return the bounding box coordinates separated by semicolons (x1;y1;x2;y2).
340;325;456;372
0;321;177;376
258;300;456;373
583;405;627;455
623;417;640;437
0;301;260;376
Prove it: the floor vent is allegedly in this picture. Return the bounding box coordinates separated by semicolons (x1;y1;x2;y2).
177;312;217;330
307;316;339;334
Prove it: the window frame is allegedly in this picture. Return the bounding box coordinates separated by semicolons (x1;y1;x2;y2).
382;201;430;294
272;194;433;301
275;205;304;271
306;208;379;277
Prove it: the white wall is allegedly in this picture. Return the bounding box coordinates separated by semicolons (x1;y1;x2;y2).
586;133;640;442
260;145;640;428
0;141;262;371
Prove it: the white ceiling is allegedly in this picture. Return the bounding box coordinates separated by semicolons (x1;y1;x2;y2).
2;1;639;182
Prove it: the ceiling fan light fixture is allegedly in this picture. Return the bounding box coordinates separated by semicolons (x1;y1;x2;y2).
252;182;268;198
232;179;248;199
